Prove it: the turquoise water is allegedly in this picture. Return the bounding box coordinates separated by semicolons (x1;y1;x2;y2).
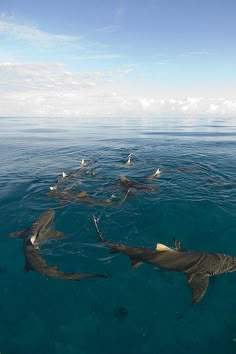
1;116;236;354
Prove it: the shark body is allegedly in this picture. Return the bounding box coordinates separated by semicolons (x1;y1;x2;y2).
93;216;236;304
119;176;156;192
48;188;130;207
6;210;106;281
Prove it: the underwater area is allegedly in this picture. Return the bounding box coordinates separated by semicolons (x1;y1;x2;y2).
0;115;236;354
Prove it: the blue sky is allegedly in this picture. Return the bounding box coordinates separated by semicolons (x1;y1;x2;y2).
0;0;235;117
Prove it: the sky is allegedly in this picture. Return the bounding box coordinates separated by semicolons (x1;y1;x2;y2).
0;0;236;117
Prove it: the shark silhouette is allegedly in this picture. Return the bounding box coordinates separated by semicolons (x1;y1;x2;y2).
6;210;107;281
118;176;156;192
48;188;130;207
93;216;236;304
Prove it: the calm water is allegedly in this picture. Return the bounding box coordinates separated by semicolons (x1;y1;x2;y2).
1;116;236;354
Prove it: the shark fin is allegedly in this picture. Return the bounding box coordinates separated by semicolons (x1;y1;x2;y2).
78;191;87;198
185;273;209;304
30;235;37;244
130;257;143;269
24;263;32;272
6;228;28;238
156;243;174;252
173;238;182;251
37;229;65;242
120;176;128;183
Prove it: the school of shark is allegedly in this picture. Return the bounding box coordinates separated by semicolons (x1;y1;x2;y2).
6;154;236;305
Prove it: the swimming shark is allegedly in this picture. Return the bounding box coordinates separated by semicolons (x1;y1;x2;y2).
93;216;236;304
144;169;161;181
6;210;107;281
119;176;156;192
48;188;131;207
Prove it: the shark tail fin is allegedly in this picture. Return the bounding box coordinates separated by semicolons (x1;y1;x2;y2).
185;273;209;304
6;228;28;238
118;188;131;205
93;215;104;242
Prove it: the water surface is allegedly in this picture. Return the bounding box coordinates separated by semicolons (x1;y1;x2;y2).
0;116;236;354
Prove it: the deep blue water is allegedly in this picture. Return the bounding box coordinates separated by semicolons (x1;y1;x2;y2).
1;116;236;354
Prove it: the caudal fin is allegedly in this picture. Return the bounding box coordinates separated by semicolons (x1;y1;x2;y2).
93;215;104;242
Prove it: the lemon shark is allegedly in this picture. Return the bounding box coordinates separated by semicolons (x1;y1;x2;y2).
93;216;236;304
6;210;107;281
119;176;156;192
48;188;130;207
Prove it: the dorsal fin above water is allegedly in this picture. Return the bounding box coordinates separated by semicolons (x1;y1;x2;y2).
156;243;174;252
78;191;87;198
120;176;128;182
30;235;37;244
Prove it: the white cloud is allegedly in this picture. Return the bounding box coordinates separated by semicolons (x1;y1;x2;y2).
0;13;80;47
95;25;121;33
72;54;122;60
0;61;235;117
180;51;209;57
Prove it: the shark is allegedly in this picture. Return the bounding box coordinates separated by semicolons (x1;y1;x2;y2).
6;210;107;281
48;188;131;207
93;216;236;304
118;176;156;192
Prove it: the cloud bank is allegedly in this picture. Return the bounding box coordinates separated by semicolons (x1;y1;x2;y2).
0;62;235;117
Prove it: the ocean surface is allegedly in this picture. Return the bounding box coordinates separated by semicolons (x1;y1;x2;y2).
0;116;236;354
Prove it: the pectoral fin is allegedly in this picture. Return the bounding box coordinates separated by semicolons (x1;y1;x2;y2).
185;273;209;304
37;229;65;242
24;263;32;272
130;257;143;269
6;228;28;238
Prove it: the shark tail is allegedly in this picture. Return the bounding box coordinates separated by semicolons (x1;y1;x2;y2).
93;215;105;242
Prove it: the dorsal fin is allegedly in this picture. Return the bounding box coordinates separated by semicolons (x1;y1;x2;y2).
30;235;37;244
156;243;174;252
120;176;128;182
78;191;87;198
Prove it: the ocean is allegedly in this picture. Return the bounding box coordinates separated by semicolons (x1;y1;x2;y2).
0;116;236;354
